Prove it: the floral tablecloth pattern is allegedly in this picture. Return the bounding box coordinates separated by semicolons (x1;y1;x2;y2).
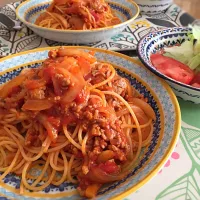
0;2;199;200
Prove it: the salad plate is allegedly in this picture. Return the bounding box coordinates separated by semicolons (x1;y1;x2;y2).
137;26;200;104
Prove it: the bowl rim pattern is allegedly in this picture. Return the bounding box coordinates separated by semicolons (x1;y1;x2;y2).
137;27;200;92
0;46;181;200
16;0;140;33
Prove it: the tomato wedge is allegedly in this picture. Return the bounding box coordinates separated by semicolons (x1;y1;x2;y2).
190;72;200;85
191;83;200;88
151;54;194;84
150;53;172;66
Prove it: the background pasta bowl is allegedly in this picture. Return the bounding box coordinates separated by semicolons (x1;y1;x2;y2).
0;47;180;200
16;0;139;44
137;27;200;104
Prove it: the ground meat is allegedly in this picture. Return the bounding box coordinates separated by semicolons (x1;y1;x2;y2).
91;124;102;136
55;73;71;88
0;101;4;107
112;76;127;97
89;120;129;163
25;129;40;146
90;74;105;85
109;145;127;161
28;87;46;99
94;137;100;146
99;139;107;149
64;143;79;155
110;99;124;109
87;98;103;109
82;166;89;175
84;111;93;120
92;146;102;154
3;98;18;109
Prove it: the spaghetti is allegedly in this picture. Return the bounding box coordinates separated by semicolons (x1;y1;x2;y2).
0;47;156;198
35;0;121;30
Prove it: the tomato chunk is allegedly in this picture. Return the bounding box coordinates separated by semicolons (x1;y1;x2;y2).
98;160;119;174
77;57;91;77
151;54;194;84
62;112;77;125
47;116;60;128
191;72;200;85
191;83;200;88
75;87;89;104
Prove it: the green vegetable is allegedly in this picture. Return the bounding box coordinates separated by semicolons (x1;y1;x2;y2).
164;41;193;65
189;24;200;55
164;25;200;70
188;53;200;70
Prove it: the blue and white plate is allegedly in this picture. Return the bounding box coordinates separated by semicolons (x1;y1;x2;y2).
137;27;200;104
16;0;139;44
0;47;181;200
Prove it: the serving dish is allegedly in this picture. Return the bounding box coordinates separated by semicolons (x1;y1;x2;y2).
0;46;180;200
16;0;139;44
137;27;200;104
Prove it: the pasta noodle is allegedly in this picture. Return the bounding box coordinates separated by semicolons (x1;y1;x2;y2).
0;47;156;198
35;0;121;30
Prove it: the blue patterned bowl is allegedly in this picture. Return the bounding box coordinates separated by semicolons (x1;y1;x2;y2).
137;27;200;104
0;47;180;200
16;0;139;44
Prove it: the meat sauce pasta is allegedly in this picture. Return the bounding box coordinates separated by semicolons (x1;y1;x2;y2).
35;0;121;30
0;48;155;198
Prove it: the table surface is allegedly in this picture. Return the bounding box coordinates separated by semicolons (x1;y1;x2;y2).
0;2;200;200
174;0;200;19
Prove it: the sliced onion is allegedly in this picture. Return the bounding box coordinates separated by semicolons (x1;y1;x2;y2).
87;166;130;183
0;75;26;98
57;48;96;63
22;99;53;111
97;150;115;163
56;67;86;104
130;98;156;120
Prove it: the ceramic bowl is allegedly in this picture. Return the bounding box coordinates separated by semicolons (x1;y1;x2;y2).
137;27;200;104
16;0;139;44
134;0;172;13
0;46;180;200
